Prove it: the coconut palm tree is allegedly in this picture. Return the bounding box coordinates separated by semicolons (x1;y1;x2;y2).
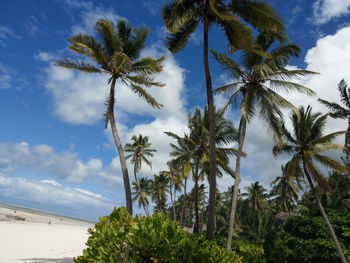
56;19;165;215
167;160;184;220
212;31;316;250
150;172;171;213
125;134;156;216
162;0;284;240
319;79;350;155
242;182;268;211
273;105;349;263
131;177;151;214
270;163;304;213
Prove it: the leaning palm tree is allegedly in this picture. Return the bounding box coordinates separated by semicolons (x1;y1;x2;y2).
56;19;165;215
213;31;316;250
273;105;349;263
131;177;151;214
162;0;284;240
125;134;157;216
319;79;350;155
270;163;304;213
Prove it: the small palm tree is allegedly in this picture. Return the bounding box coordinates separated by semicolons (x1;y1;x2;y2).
131;177;151;214
56;19;165;214
150;172;170;213
319;79;350;155
270;163;304;213
273;105;349;263
125;134;157;216
212;31;316;249
242;182;268;211
162;0;284;241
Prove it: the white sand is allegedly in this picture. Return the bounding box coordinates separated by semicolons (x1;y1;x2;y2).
0;205;94;263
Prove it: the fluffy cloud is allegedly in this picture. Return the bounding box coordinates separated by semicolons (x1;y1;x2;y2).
0;141;123;186
0;175;116;219
312;0;350;25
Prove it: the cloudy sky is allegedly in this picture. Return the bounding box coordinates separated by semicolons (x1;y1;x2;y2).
1;0;350;220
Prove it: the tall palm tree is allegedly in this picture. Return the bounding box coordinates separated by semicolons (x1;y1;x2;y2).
319;79;350;155
162;0;284;241
213;31;316;250
150;172;170;213
270;163;304;213
242;182;268;211
56;19;165;215
131;177;151;214
125;134;157;216
167;160;184;220
273;105;349;263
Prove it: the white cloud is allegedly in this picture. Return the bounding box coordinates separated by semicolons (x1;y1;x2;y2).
0;175;113;209
41;179;62;187
0;26;21;44
313;0;350;24
33;144;54;155
0;141;124;186
35;52;55;62
75;188;102;198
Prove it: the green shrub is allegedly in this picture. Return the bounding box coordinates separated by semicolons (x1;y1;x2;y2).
74;207;242;263
283;209;350;263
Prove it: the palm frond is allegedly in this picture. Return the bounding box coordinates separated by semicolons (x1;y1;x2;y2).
129;84;162;108
132;56;166;75
55;58;102;73
210;49;243;77
165;19;199;53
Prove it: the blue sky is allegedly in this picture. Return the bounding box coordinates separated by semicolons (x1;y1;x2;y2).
1;0;350;220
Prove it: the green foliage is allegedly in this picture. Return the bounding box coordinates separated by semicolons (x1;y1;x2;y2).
283;209;350;262
74;207;242;263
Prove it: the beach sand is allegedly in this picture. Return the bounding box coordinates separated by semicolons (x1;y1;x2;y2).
0;204;95;263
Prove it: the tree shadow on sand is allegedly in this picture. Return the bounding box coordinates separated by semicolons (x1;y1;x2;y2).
20;257;73;263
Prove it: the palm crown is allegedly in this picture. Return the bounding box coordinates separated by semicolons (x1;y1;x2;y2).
56;19;165;127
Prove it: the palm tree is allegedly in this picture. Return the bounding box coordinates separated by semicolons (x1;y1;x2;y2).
162;0;284;241
212;31;316;250
270;163;304;213
273;105;349;263
167;107;238;232
167;160;184;220
150;172;170;213
242;182;268;211
125;134;157;216
319;79;350;155
131;177;151;214
56;19;165;215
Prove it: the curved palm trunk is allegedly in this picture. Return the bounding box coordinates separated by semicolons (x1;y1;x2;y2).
227;117;247;251
133;166;149;216
180;176;187;227
203;16;217;242
302;155;347;263
110;77;133;215
194;156;201;233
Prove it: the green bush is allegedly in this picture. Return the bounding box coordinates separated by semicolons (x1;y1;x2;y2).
283;209;350;263
74;207;242;263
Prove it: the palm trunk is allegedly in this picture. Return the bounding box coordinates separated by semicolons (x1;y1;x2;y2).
302;155;347;263
134;166;149;216
194;156;201;233
180;176;187;227
345;121;350;157
203;16;217;242
169;180;176;220
173;186;177;220
227;117;247;251
109;77;132;215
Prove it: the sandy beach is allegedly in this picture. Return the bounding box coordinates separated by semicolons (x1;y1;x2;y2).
0;203;95;263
